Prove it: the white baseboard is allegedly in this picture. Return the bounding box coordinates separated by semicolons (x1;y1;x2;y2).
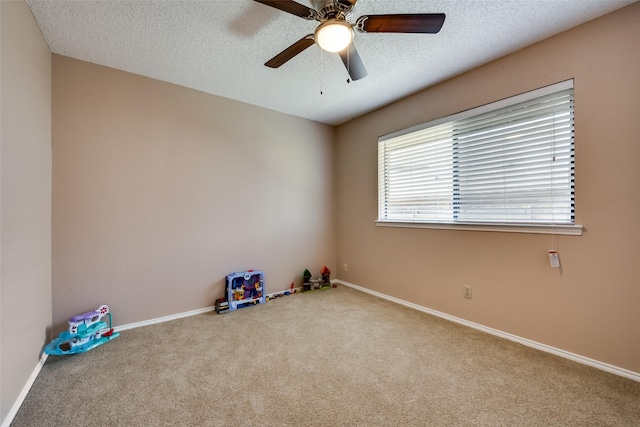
115;288;304;332
1;353;48;427
114;306;216;332
335;279;640;383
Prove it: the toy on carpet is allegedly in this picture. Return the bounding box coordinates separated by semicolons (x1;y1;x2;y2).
303;266;333;292
45;305;120;356
321;265;332;287
215;298;229;314
266;284;302;301
225;270;266;311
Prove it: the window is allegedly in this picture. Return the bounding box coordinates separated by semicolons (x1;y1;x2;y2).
378;80;581;234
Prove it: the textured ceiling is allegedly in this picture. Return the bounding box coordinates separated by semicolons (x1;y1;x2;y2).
27;0;635;125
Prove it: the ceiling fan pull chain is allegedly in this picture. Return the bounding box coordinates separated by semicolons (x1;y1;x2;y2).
347;44;351;83
320;47;324;95
344;44;351;83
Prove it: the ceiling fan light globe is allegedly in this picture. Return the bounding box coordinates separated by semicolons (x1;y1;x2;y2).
315;20;353;52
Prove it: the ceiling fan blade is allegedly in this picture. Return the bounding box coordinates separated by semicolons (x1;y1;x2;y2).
339;43;367;81
265;35;315;68
253;0;317;20
357;13;446;33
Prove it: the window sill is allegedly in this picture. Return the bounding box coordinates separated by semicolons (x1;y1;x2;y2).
375;221;583;236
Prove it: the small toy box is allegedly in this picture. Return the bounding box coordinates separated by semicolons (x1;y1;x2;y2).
215;298;229;314
225;270;266;312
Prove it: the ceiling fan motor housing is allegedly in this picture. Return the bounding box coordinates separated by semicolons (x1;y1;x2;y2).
311;0;355;21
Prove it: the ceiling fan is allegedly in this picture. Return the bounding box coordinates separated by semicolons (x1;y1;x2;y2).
254;0;446;81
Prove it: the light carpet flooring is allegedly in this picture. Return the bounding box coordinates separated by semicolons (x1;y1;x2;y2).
11;285;640;426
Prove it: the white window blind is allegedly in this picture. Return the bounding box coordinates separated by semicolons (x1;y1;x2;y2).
378;81;575;227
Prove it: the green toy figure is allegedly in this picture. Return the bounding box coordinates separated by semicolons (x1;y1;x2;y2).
303;269;312;292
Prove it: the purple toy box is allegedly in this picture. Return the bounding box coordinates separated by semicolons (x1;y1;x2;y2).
225;270;266;311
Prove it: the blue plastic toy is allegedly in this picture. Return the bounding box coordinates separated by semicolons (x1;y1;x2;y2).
226;270;266;311
45;305;120;355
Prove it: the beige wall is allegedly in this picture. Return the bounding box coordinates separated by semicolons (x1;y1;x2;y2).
52;56;336;332
2;5;638;423
0;1;52;424
336;3;640;374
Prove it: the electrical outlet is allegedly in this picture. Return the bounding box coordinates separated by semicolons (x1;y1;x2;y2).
463;285;472;299
343;263;348;272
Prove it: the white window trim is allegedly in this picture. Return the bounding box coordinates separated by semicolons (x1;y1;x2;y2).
377;80;581;235
375;220;583;235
